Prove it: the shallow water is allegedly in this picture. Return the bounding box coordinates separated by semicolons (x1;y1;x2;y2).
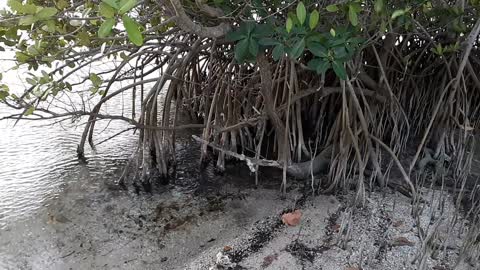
0;96;138;230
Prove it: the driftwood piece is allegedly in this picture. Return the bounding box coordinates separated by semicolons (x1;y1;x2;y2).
192;135;332;178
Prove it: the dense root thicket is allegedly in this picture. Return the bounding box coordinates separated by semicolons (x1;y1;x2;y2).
2;0;480;266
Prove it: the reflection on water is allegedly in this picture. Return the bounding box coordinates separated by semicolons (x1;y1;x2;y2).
0;20;167;228
0;104;137;229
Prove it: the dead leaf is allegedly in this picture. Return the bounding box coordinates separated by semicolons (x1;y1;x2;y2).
281;210;302;226
262;253;278;268
392;220;404;227
391;236;415;247
223;246;232;252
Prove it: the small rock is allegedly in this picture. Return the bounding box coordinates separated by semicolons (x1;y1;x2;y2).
223;245;232;252
161;257;168;262
215;251;236;269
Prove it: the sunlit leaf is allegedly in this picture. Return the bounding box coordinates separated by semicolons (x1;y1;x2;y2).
102;0;120;10
15;52;30;63
326;4;338;12
309;10;319;30
296;2;306;25
19;15;36;26
391;9;406;20
330;28;336;37
36;7;57;20
24;106;35;116
348;5;358;26
89;73;102;87
7;0;23;13
77;31;91;46
26;77;37;85
122;15;143;46
0;89;8;101
99;2;115;18
119;0;137;14
98;18;115;38
56;0;69;10
286;17;293;33
374;0;384;13
8;0;36;14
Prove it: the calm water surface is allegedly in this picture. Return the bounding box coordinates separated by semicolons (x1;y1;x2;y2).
0;39;140;230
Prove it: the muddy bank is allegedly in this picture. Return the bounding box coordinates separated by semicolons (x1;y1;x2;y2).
0;174;476;270
0;139;479;269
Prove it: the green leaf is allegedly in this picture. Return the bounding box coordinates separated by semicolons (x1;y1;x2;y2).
286;17;293;33
74;30;89;46
120;52;129;60
122;15;143;46
24;106;35;116
296;2;306;25
307;58;321;71
56;0;69;10
330;28;336;37
235;39;249;62
26;77;37;85
42;20;56;33
308;43;328;58
326;4;338;12
8;0;36;14
308;58;330;74
90;86;98;95
98;18;115;38
258;38;279;46
15;52;30;63
99;2;115;18
89;73;102;87
19;15;37;26
272;44;284;61
374;0;384;13
333;46;347;59
309;10;319;30
102;0;120;10
252;24;273;38
248;39;259;56
7;0;23;13
348;5;358;26
226;30;246;42
0;89;8;101
36;7;57;20
391;9;406;20
289;38;305;59
119;0;137;14
332;60;347;80
317;59;330;74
